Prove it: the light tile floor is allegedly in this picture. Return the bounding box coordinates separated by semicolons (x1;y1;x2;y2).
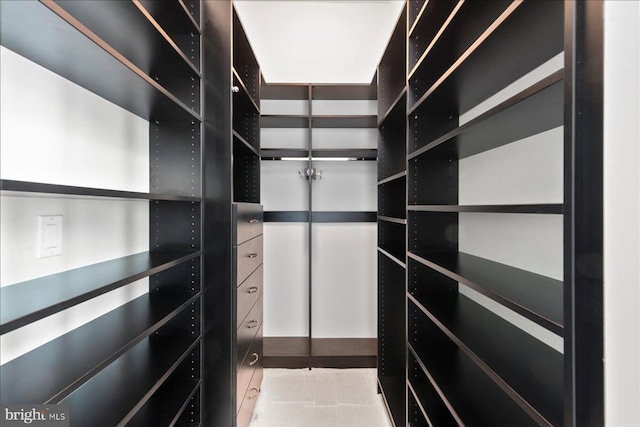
248;368;394;427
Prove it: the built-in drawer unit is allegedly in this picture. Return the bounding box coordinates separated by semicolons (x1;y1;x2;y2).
233;203;263;427
236;235;263;286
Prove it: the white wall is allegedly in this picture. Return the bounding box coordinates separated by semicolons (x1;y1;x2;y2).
0;47;150;364
603;2;640;425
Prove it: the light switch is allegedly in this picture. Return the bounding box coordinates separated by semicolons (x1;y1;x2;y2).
38;215;63;258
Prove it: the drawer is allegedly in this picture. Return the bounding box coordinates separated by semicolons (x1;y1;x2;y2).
236;235;263;286
237;265;263;327
233;203;263;245
237;358;264;427
237;325;263;412
236;295;263;368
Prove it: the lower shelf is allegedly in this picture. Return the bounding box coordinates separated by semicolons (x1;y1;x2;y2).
408;298;542;427
126;379;201;427
60;337;200;426
378;376;405;427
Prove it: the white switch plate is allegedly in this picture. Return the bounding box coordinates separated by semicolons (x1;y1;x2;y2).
38;215;63;258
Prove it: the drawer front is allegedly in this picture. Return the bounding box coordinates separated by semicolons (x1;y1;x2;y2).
236;326;263;412
236;235;263;286
237;265;263;327
237;359;264;427
234;203;263;245
236;295;263;368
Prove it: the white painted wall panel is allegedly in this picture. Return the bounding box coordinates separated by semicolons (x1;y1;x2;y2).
261;160;309;211
261;128;309;150
263;223;309;337
311;223;377;338
311;100;376;116
311;160;377;212
261;100;309;116
604;2;640;424
312;128;378;150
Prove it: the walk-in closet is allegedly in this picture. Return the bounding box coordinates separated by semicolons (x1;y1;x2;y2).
1;1;638;426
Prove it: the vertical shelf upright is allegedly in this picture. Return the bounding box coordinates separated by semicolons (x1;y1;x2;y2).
0;0;204;425
376;5;407;427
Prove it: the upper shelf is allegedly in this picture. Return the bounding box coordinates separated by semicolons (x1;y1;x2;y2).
0;0;200;123
261;115;377;129
408;0;563;116
137;0;201;35
0;291;199;404
234;68;260;114
0;251;200;334
378;88;406;128
408;204;563;215
408;71;563;159
0;180;201;202
408;251;563;334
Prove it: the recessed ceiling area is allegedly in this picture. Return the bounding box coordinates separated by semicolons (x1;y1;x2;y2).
234;0;405;84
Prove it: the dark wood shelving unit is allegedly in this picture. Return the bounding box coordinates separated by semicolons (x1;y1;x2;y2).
126;378;201;427
376;6;406;427
377;0;604;425
1;1;205;424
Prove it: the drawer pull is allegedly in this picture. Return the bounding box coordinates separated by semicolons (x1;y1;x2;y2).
248;219;259;224
247;286;259;294
249;352;260;366
248;387;260;399
247;320;259;328
247;253;258;258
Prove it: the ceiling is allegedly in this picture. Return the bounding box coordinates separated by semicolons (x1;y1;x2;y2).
233;0;405;84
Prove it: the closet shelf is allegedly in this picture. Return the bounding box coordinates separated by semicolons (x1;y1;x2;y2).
0;0;200;123
261;149;376;160
378;88;407;128
312;85;376;100
261;84;308;100
234;131;260;157
408;0;563;115
60;336;200;426
0;180;201;202
261;115;309;128
56;0;201;78
377;247;406;269
126;378;201;427
407;203;563;215
0;292;199;404
407;353;458;426
407;0;430;38
378;171;406;186
234;68;260;114
312;116;377;129
0;251;200;334
408;71;564;159
137;0;202;36
408;0;503;81
407;340;540;427
378;215;407;225
408;251;563;334
409;292;563;426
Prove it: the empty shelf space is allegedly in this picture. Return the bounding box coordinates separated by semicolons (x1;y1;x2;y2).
409;71;564;159
60;337;200;426
378;216;406;225
408;0;563;115
312;85;376;101
137;0;201;35
408;203;563;214
378;171;407;186
408;339;539;427
378;88;407;128
0;291;200;404
408;251;563;333
0;179;201;202
0;251;200;333
408;351;458;426
261;84;308;100
234;69;260;114
0;0;200;122
408;292;563;426
378;247;406;269
234;131;260;157
126;379;201;427
378;376;406;427
261;115;309;128
312;116;377;128
407;0;428;36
